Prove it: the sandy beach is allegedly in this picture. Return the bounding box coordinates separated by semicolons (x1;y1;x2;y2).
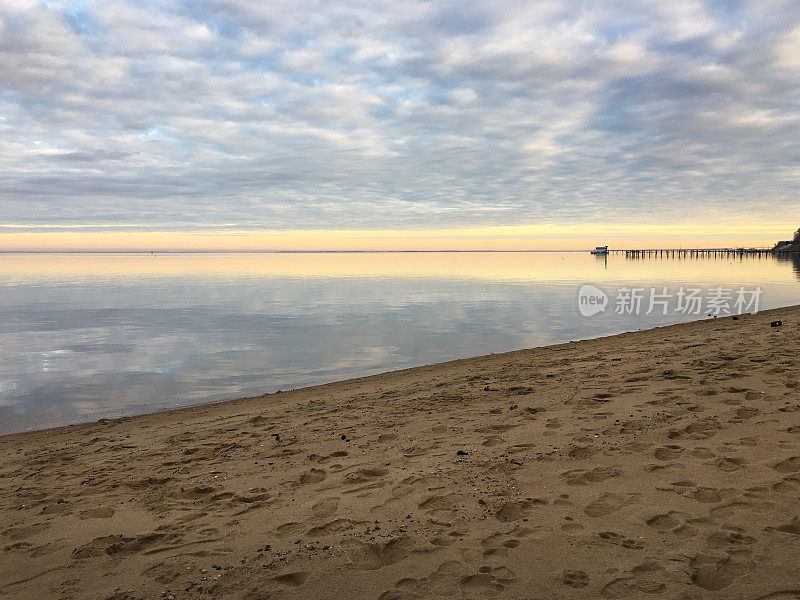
1;306;799;600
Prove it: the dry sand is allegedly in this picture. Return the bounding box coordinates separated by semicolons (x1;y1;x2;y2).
1;306;800;600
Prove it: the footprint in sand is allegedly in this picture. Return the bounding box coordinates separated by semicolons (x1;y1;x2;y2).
275;522;303;537
600;577;665;600
311;497;339;519
141;561;185;585
689;487;724;503
40;502;71;515
480;532;521;556
430;536;457;547
645;463;683;474
377;577;426;599
624;441;652;453
736;407;759;419
419;494;458;513
72;533;174;559
562;522;585;534
4;522;50;541
561;569;589;588
672;479;697;488
773;456;800;473
459;566;517;596
599;531;644;549
171;485;216;501
772;477;800;494
343;537;415;570
692;447;716;458
311;450;348;464
668;418;722;440
707;530;756;548
494;498;547;522
646;511;682;532
708;501;769;521
343;466;389;484
674;524;699;538
395;577;423;591
690;554;742;591
776;517;800;535
273;572;307;587
584;493;638;518
294;468;327;486
601;568;666;598
653;445;684;461
560;466;621;486
307;518;358;536
568;445;597;459
713;457;748;472
481;526;537;554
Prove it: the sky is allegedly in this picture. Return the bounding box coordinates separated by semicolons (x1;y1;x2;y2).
1;0;799;251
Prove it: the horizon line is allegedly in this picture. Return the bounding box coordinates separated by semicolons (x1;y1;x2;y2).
0;247;781;255
0;249;588;254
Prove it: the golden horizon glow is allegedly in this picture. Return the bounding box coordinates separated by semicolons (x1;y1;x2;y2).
1;248;791;283
0;222;793;252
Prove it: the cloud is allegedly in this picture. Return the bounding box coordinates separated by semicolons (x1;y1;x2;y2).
45;148;132;161
0;0;799;234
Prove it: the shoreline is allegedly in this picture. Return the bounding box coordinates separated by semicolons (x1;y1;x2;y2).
2;305;795;442
2;304;799;599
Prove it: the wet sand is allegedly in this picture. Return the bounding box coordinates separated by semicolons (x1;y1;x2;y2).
1;306;799;600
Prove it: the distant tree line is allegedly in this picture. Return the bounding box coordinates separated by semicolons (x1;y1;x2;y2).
771;228;800;251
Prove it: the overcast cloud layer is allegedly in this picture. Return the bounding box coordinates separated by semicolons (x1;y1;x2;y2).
1;0;799;232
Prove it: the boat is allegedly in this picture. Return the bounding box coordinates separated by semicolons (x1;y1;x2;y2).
590;245;608;255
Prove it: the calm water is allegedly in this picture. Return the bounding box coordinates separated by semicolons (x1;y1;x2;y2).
2;251;799;434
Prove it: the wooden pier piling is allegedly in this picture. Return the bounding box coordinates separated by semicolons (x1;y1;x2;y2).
614;247;788;259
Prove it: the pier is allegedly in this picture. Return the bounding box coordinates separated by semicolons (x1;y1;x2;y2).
608;248;797;258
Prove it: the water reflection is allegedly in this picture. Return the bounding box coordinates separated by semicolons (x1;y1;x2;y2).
775;252;800;282
1;252;799;434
